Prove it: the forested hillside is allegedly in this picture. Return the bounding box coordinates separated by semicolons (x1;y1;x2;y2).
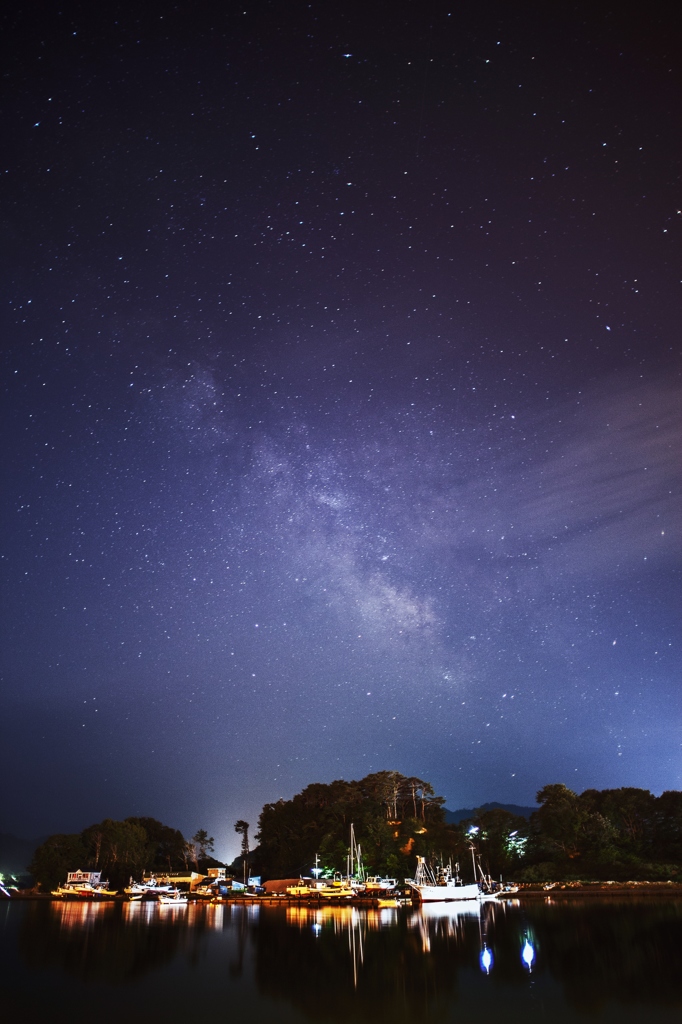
27;776;682;890
255;774;682;883
29;818;217;890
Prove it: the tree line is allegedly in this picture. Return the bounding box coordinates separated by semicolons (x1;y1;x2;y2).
29;817;216;890
29;774;682;889
254;773;682;882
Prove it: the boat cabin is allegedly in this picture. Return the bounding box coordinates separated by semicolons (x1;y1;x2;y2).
142;871;204;891
67;870;102;886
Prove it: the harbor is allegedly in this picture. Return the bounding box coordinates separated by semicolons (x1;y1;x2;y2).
2;889;681;1024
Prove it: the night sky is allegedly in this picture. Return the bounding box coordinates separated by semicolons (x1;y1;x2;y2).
1;1;680;862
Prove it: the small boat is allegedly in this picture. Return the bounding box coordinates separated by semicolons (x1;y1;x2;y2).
318;882;354;898
364;876;398;891
467;840;519;899
286;881;317;896
158;889;188;906
124;878;176;898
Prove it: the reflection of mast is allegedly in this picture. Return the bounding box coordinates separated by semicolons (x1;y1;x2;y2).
478;901;494;974
348;908;364;988
229;904;248;978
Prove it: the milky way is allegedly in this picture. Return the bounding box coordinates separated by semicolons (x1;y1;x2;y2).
1;1;679;859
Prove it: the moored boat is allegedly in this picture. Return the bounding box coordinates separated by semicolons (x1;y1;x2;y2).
158;889;188;905
124;878;176;898
364;876;398;891
406;857;480;903
51;870;118;899
318;882;355;898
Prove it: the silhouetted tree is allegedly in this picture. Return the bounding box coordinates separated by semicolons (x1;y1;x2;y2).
30;817;190;890
235;820;250;882
125;817;187;871
28;834;89;892
191;828;215;869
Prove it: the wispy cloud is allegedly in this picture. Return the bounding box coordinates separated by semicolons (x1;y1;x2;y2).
484;372;680;577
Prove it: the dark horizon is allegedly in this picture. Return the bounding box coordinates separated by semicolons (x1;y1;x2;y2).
1;0;679;864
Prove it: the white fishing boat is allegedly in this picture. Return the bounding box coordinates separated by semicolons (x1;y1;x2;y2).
407;857;480;902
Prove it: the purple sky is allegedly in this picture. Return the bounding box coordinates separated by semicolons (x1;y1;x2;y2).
1;0;679;861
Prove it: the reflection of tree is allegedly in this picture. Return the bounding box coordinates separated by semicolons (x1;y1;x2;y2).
253;906;477;1024
518;899;682;1011
252;901;682;1021
13;895;682;1019
19;900;209;984
228;903;250;978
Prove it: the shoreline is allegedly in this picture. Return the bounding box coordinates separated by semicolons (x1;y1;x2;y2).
4;881;682;903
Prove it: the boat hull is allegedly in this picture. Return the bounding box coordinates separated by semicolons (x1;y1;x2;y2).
408;881;480;902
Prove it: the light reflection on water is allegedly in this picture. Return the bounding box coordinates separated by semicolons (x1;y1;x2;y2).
1;897;681;1023
52;899;114;931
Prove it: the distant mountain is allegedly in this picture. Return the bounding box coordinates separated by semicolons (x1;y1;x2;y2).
444;802;536;824
0;833;43;875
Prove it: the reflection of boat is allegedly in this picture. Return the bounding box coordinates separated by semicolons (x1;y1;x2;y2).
409;899;481;953
51;900;113;930
407;858;480;902
416;899;482;920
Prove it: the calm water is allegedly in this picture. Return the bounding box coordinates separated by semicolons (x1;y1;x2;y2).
1;897;681;1023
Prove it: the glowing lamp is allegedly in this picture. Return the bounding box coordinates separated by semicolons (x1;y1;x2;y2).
522;938;535;970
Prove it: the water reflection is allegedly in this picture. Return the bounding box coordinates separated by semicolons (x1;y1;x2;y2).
408;898;480;953
52;899;115;931
5;898;682;1022
21;899;210;983
480;944;493;973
